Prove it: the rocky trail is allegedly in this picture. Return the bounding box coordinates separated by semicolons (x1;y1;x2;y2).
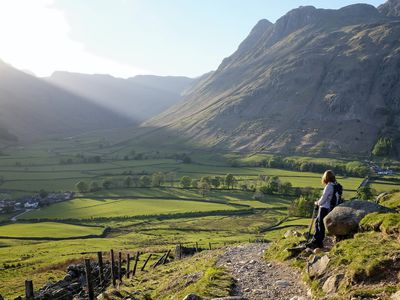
217;243;310;300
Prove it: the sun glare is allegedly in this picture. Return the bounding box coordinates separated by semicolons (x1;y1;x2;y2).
0;0;146;77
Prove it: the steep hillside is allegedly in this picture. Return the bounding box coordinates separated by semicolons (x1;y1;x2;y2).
0;61;131;144
379;0;400;16
145;2;400;157
47;72;193;121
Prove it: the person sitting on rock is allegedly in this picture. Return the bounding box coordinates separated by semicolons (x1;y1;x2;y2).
307;170;337;249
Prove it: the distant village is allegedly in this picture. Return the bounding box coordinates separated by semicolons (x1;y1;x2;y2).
0;192;74;216
370;165;395;176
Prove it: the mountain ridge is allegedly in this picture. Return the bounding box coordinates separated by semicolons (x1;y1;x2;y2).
144;1;400;157
0;61;132;145
47;72;193;122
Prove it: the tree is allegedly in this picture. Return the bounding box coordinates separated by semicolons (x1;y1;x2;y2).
357;186;375;201
240;183;248;191
288;196;315;217
124;176;133;188
198;181;210;197
225;174;236;189
180;176;192;189
372;137;393;157
102;179;113;190
200;176;211;185
90;181;100;192
76;181;89;193
191;179;199;188
151;172;164;187
210;177;221;189
278;181;293;195
259;185;274;195
139;175;151;187
267;176;281;193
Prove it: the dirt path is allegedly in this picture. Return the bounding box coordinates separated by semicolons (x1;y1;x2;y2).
217;243;310;300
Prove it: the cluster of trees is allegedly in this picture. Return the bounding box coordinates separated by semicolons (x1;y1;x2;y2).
60;154;102;165
238;155;370;177
75;171;177;193
121;150;192;163
372;137;394;157
179;174;236;197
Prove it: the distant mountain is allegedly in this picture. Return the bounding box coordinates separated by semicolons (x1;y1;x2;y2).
47;72;193;122
144;2;400;157
0;61;131;145
129;75;193;95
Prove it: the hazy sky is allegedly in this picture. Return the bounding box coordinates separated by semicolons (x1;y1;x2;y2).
0;0;385;78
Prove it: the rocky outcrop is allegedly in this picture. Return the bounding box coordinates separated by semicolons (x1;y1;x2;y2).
379;0;400;17
324;200;395;236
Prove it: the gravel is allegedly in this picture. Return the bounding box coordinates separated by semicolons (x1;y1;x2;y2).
217;243;310;300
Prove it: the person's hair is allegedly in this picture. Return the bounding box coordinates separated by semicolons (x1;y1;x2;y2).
321;170;336;185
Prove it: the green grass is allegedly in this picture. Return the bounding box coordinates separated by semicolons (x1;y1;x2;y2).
106;250;233;300
0;222;103;238
21;198;239;220
329;231;400;283
378;192;400;210
359;213;400;234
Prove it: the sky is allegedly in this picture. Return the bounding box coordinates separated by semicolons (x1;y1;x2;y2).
0;0;385;78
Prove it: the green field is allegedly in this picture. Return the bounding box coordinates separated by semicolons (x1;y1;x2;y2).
0;222;103;238
21;198;239;220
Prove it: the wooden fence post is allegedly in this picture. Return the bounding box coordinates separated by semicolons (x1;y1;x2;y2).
97;251;105;289
141;253;152;271
110;249;116;287
195;242;199;252
25;280;34;300
162;249;171;264
118;251;122;281
84;259;94;300
132;252;139;276
179;243;182;259
152;253;166;268
126;253;131;279
209;242;212;250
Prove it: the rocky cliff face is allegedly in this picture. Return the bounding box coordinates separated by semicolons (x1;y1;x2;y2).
144;2;400;156
379;0;400;17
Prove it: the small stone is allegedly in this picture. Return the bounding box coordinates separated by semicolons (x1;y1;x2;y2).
275;280;291;287
243;287;251;292
307;255;330;278
267;263;272;267
290;297;308;300
322;274;343;294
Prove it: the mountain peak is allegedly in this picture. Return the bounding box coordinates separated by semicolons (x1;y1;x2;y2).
379;0;400;17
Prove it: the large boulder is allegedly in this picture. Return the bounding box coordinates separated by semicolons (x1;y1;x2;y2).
324;200;395;236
